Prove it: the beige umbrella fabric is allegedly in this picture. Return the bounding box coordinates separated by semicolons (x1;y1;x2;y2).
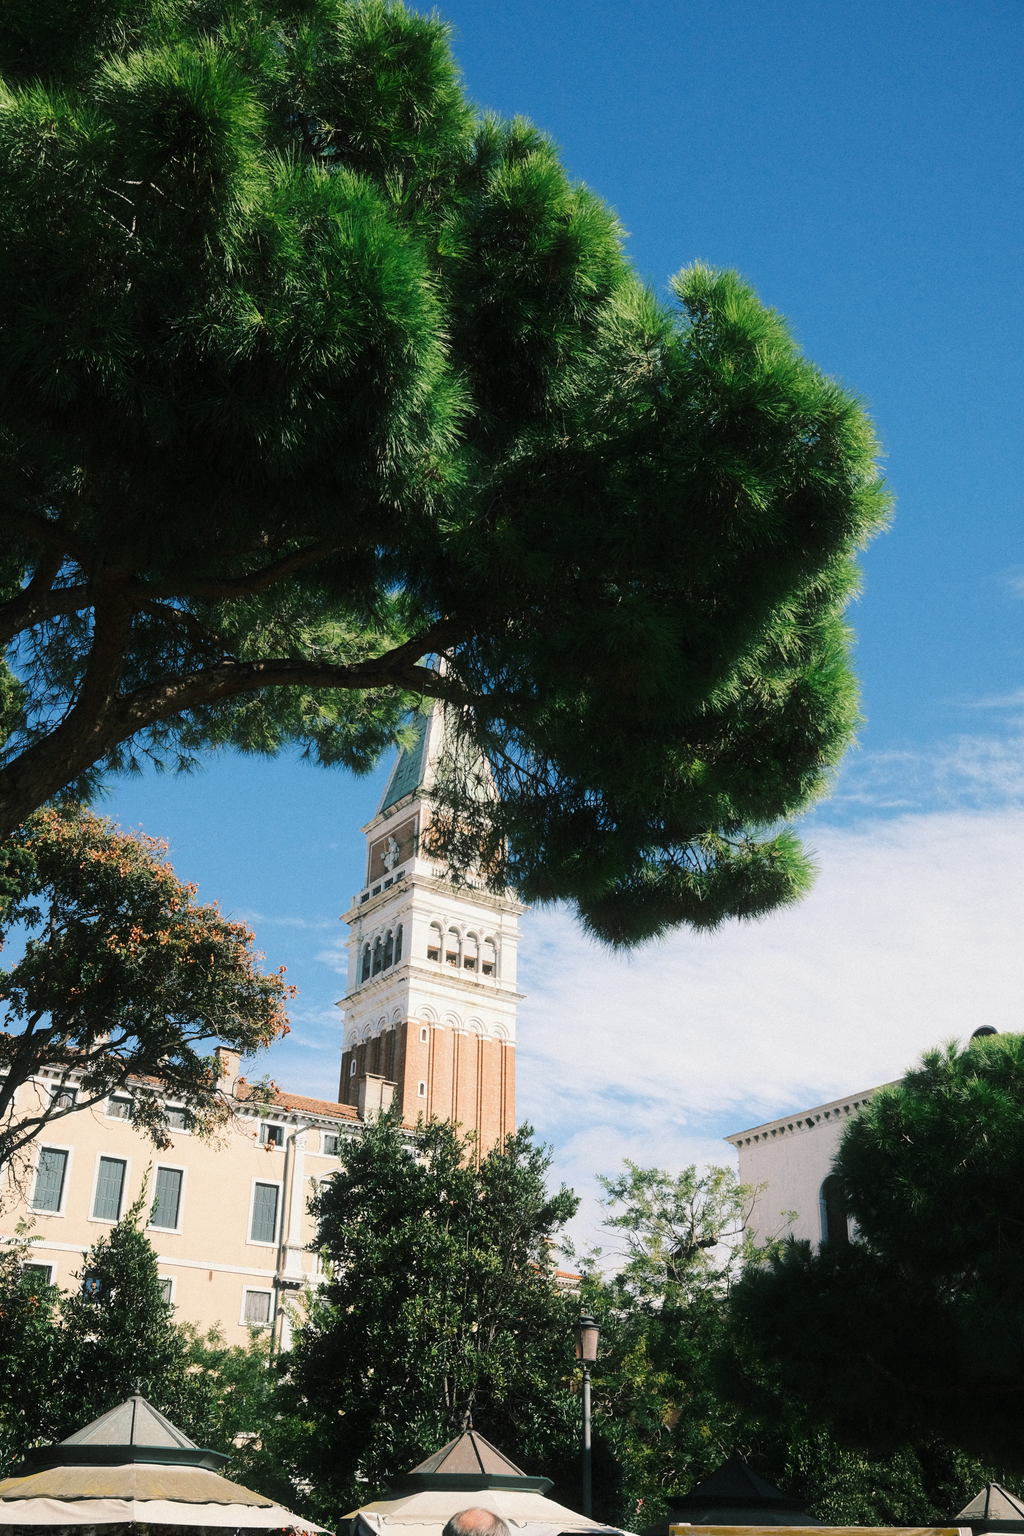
0;1394;327;1533
343;1428;624;1536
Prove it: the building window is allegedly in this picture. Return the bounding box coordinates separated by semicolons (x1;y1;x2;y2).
417;1081;427;1098
361;944;371;983
322;1132;339;1156
107;1095;134;1120
427;922;443;962
259;1123;284;1148
383;930;394;968
482;938;497;977
150;1166;183;1230
50;1085;76;1110
23;1262;53;1284
92;1156;127;1221
349;1058;356;1076
419;1026;429;1044
31;1148;68;1213
250;1182;279;1244
159;1277;174;1303
820;1175;849;1245
394;924;403;964
164;1106;189;1131
372;936;383;975
242;1289;273;1326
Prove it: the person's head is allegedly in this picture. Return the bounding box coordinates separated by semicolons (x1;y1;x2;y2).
441;1508;511;1536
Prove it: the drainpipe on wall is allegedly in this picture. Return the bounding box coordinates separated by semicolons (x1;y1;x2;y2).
274;1125;307;1354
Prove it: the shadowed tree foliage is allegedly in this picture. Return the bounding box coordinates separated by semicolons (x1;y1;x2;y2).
0;1193;222;1474
0;805;291;1181
581;1161;1002;1531
0;0;889;944
280;1110;581;1520
723;1035;1024;1474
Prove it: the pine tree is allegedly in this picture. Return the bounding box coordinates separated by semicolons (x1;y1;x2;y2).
0;0;890;943
0;1227;63;1473
724;1034;1024;1473
55;1187;214;1438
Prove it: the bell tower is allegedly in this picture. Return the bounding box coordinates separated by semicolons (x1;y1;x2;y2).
337;706;522;1151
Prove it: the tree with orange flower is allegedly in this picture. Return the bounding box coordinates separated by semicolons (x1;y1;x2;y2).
0;806;292;1185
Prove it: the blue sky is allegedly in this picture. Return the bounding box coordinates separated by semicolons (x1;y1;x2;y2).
100;1;1024;1244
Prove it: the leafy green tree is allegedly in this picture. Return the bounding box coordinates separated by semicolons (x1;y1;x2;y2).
0;1193;228;1473
181;1321;312;1506
0;0;889;943
583;1161;996;1530
55;1188;215;1438
724;1035;1024;1474
281;1110;580;1520
0;805;291;1181
0;1224;63;1471
578;1163;758;1528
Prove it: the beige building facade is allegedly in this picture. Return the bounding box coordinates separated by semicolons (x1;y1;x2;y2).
0;1051;367;1347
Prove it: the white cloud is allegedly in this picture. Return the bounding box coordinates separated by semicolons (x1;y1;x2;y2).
237;910;337;931
517;809;1024;1251
314;943;350;977
967;690;1024;710
829;734;1024;809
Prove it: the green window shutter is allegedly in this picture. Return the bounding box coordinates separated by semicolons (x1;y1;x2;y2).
151;1167;183;1230
31;1148;68;1212
243;1289;272;1324
250;1183;279;1243
92;1157;126;1220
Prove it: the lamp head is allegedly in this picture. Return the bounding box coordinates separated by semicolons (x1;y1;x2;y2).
573;1313;600;1365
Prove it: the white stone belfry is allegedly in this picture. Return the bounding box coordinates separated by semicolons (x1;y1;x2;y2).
337;705;523;1149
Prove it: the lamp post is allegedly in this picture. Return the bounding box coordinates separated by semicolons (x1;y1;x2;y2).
573;1312;600;1518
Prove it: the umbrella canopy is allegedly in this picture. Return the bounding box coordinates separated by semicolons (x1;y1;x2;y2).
0;1393;327;1532
955;1483;1024;1533
639;1453;823;1535
345;1429;623;1536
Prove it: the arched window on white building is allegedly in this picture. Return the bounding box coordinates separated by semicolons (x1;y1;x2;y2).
360;944;371;984
372;936;383;976
819;1175;849;1246
446;927;460;968
481;937;497;977
394;924;403;964
383;930;394;969
463;932;479;973
427;923;443;962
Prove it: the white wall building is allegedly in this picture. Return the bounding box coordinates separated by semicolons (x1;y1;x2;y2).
726;1082;894;1248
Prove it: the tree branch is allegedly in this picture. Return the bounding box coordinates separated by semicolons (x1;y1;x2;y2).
144;538;364;601
860;1351;1024;1399
0;616;467;838
0;579;92;647
0;509;97;571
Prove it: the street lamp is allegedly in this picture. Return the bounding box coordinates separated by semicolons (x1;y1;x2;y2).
573;1313;600;1518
